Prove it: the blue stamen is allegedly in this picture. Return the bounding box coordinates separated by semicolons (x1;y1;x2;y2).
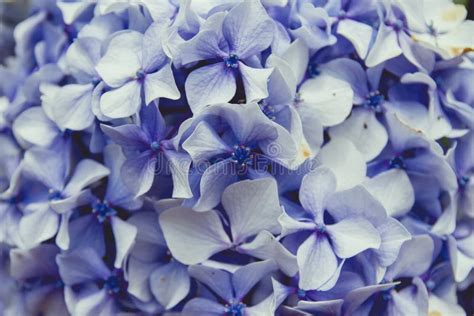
224;54;239;69
136;69;146;81
231;145;253;166
308;62;320;77
382;291;392;301
150;141;160;151
294;93;303;106
93;201;116;223
391;19;404;31
104;275;122;295
260;102;276;121
315;223;326;234
48;189;63;201
225;302;246;316
364;91;384;112
389;156;405;169
297;289;306;299
458;175;470;188
425;280;435;291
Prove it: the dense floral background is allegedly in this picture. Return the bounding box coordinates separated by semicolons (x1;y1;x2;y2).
0;0;473;315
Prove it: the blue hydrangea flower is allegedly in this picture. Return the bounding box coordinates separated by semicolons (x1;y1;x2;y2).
179;0;275;112
96;22;180;118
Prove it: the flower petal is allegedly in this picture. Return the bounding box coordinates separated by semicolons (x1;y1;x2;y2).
159;207;232;265
185;63;236;114
222;178;281;242
326;217;381;259
297;234;338;290
100;80;142;119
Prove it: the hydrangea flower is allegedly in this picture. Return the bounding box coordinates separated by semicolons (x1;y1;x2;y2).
96;22;180;118
179;0;275;112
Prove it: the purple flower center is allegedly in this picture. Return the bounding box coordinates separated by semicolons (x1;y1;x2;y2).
297;289;306;299
231;145;253;166
93;201;116;223
260;103;276;120
48;189;63;201
104;273;125;295
150;141;160;151
136;69;146;81
389;156;405;169
382;291;392;301
308;62;320;77
315;223;326;234
458;175;470;188
224;54;239;69
389;19;405;31
225;302;246;316
364;91;384;112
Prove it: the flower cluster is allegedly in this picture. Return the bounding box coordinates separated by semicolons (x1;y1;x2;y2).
0;0;473;315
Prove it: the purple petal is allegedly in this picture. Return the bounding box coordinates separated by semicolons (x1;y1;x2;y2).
239;62;273;102
141;22;168;72
45;83;95;131
193;159;238;212
101;124;150;151
150;261;190;309
326;217;381;259
365;23;402;67
222;178;281;242
100;80;142;119
65;37;101;83
56;247;110;285
159;207;231;265
299;166;337;222
121;150;156;197
222;0;274;58
12;106;59;147
185;63;236;114
238;230;298;276
182;121;231;163
180;29;225;65
64;159;109;196
385;235;434;280
110;217;137;268
297;234;338;290
144;63;180;104
329;109;388;161
187;265;233;302
95;31;142;88
232;260;278;300
183;298;226;315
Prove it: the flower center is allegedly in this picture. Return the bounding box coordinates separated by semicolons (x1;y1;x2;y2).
308;62;320;77
231;145;253;166
389;156;405;169
458;175;470;188
364;91;384;112
104;272;125;295
382;291;392;301
297;289;306;299
224;54;239;69
315;223;326;234
93;201;116;223
48;189;63;201
225;302;246;316
387;18;405;31
136;69;146;81
260;102;276;121
150;141;160;151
